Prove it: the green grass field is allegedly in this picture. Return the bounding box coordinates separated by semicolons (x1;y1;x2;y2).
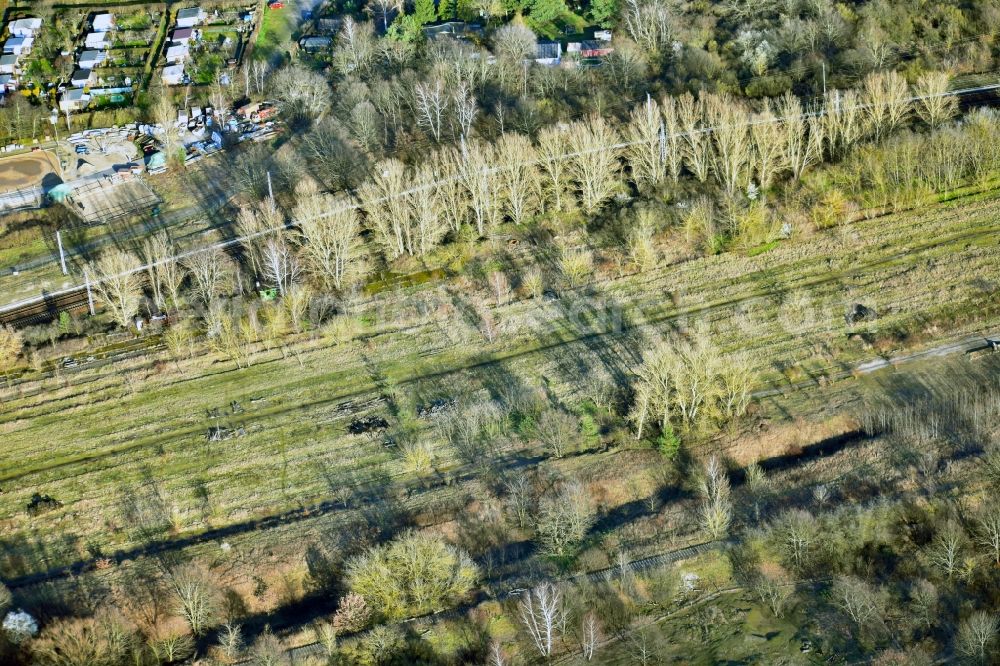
2;188;999;593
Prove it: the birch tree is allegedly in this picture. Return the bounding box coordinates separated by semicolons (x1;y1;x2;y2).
567;116;621;214
452;80;477;140
699;455;732;539
581;611;599;661
260;234;302;296
957;612;999;662
90;249;145;329
334;18;376;77
518;583;564;658
414;78;448;142
622;0;673;58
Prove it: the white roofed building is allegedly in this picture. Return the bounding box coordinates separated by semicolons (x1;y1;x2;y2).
8;18;42;38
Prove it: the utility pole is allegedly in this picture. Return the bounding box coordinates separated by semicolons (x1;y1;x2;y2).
83;269;95;316
56;230;67;275
267;170;273;201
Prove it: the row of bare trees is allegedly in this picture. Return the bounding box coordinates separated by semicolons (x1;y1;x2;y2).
83;70;956;328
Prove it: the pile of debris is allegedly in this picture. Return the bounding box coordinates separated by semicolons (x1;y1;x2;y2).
348;415;388;435
417;398;456;419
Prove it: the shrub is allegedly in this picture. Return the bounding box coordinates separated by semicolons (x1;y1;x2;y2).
346;532;478;620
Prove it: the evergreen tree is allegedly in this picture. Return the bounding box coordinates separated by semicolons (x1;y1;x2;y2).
414;0;437;24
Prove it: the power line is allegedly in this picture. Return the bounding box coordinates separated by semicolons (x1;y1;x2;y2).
3;76;999;315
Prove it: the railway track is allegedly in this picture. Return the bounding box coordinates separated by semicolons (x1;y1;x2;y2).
0;287;90;327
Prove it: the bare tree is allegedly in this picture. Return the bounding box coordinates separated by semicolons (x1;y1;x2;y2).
261;235;302;296
431;148;469;233
249;627;289;666
956;612;999;662
495;132;540;224
453;81;477;140
236;197;285;278
270;65;331;120
823;89;867;158
359;159;412;258
660;96;684;183
699;455;732;539
626;97;668;192
535;408;579;458
505;474;535;529
169;561;220;636
293;183;365;291
488;640;507;666
750;103;787;189
753;571;793;618
863;70;910;142
779;93;823;180
414;78;448;143
581;611;600;661
914;71;957;129
143;232;186;311
831;575;882;631
678;93;711;182
90;249;145;329
537;125;572;212
622;0;673;57
182;246;236;308
409;163;449;256
976;503;1000;564
777;509;816;570
705;93;753;197
492;23;536;62
628;209;658;271
537;479;595;557
519;583;564;658
249;59;271;95
567;116;621;214
629;334;752;438
928;520;968;579
216;623;244;662
333;18;376;77
458;140;502;236
370;0;400;30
